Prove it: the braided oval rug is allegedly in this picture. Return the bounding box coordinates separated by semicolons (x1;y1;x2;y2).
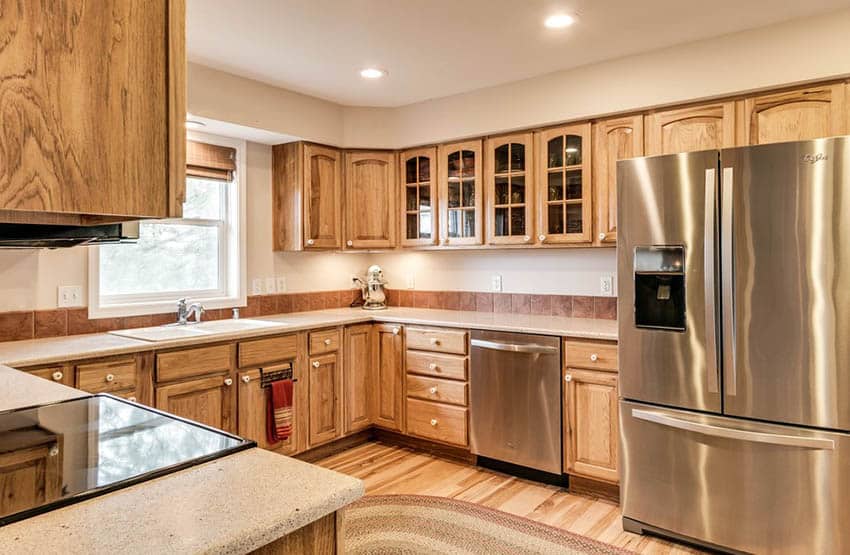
344;495;637;554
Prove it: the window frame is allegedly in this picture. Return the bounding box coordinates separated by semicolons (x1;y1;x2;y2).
88;131;247;319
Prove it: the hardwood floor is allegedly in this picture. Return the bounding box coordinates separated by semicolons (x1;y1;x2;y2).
317;441;706;554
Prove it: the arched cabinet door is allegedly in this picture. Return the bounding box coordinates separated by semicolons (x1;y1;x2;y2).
438;140;483;246
739;83;848;145
645;101;735;155
592;115;643;245
485;133;534;245
536;123;592;245
399;147;438;247
303;144;343;249
344;151;396;249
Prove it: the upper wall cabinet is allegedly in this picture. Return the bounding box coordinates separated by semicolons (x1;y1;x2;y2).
273;142;343;250
0;0;186;224
439;140;483;246
592;115;643;245
646;101;735;156
344;151;396;249
399;147;438;247
738;83;848;145
536;123;592;244
485;133;534;245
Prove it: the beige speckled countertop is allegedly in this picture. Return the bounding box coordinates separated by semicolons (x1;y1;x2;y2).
0;364;363;554
0;306;618;368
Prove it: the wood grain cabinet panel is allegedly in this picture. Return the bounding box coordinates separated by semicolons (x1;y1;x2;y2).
592;115;643;245
738;83;848;145
76;358;137;394
535;123;593;244
405;350;468;381
565;340;618;372
155;374;236;433
309;329;341;356
156;344;233;382
0;429;62;519
25;365;73;388
238;335;298;368
343;325;372;434
406;375;467;407
438;140;483;246
307;353;342;447
237;366;300;455
405;327;468;355
406;398;468;446
344;151;396;249
563;368;619;483
399;147;438;247
371;324;404;430
646;101;736;156
0;0;185;222
485;133;535;245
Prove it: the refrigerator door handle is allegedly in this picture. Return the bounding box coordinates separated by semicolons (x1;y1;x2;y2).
721;167;737;396
704;168;719;394
631;409;836;450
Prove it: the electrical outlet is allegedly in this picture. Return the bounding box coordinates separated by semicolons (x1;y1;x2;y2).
57;285;83;308
600;274;614;296
265;277;276;294
405;274;415;289
491;275;503;292
251;278;263;295
276;276;287;293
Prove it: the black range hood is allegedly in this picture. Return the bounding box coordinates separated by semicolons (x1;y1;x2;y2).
0;221;139;249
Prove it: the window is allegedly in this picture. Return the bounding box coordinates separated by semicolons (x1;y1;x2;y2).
90;134;246;318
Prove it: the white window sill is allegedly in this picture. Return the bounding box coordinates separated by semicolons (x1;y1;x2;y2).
89;294;246;320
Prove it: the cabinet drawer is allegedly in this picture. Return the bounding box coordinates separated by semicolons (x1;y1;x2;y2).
406;398;468;446
238;334;297;368
406;327;468;355
27;365;70;386
565;340;618;371
76;358;137;394
309;329;341;355
407;375;467;406
406;350;467;381
156;344;233;382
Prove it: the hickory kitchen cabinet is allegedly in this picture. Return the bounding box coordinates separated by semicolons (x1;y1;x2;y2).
399;147;439;247
344;151;397;249
273;142;343;250
645;100;736;156
485;133;535;245
307;329;343;447
592;115;644;245
343;325;372;434
0;427;63;519
0;0;186;224
737;82;848;145
535;123;593;245
371;324;404;431
439;140;484;246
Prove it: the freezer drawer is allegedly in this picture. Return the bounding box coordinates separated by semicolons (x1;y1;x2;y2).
620;401;850;554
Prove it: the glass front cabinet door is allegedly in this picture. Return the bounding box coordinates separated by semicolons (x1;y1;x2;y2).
399;147;438;247
438;140;483;245
485;133;534;245
536;123;592;244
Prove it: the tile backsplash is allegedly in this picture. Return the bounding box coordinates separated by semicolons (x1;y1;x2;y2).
0;289;616;343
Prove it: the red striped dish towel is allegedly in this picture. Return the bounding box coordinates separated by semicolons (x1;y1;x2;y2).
266;379;293;443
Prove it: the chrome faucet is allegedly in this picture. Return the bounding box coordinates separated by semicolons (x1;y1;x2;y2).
176;298;205;325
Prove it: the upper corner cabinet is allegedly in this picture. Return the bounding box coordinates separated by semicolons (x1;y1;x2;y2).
0;0;186;223
645;101;736;156
592;115;643;245
344;151;397;249
739;83;848;145
272;142;342;251
485;133;534;245
536;123;592;244
399;147;438;247
439;140;483;246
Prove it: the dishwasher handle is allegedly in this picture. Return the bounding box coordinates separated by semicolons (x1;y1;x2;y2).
471;338;559;355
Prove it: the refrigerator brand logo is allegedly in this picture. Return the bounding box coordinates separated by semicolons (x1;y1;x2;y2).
801;153;828;164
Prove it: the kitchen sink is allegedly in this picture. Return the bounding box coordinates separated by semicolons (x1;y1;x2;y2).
109;319;285;342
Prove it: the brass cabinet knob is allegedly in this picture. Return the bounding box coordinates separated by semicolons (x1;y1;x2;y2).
430;418;438;427
105;373;115;383
429;386;438;394
224;378;233;386
52;371;63;381
312;360;321;368
241;375;251;384
590;353;599;362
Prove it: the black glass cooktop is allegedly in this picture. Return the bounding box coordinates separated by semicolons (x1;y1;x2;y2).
0;394;254;526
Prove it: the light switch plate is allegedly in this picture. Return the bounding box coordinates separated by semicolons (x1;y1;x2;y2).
251;278;263;295
57;285;83;308
491;275;503;292
276;276;287;293
600;274;614;296
405;274;415;289
265;277;276;294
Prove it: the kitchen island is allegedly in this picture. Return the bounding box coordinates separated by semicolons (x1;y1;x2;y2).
0;367;364;554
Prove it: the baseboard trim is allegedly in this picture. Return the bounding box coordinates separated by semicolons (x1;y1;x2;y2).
295;429;374;463
372;427;476;464
568;475;620;503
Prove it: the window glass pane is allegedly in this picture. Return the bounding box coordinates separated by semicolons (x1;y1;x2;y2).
547;137;563;168
461;179;476;206
461;150;476;177
448;210;460;238
566;204;583;233
548;172;564;201
448;182;460;208
406;158;418;184
566;170;583;199
406;214;418;239
511;176;525;204
463;209;476;237
494;176;509;205
183;177;224;220
419;184;430;208
510;143;525;171
100;223;220;295
548;205;564;234
565;135;582;165
406;186;418;211
447;152;461;178
494;145;509;174
510;207;525;235
495;207;508;236
418;157;430;182
419;211;432;239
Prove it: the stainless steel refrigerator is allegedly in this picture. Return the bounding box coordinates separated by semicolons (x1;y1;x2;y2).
617;137;850;554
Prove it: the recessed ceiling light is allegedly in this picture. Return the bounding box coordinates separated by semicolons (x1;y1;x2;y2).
544;13;575;29
185;119;206;130
360;67;387;79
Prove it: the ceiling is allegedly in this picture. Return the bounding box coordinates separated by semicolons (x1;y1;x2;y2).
187;0;850;108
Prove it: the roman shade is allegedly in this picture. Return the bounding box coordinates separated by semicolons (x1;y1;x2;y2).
186;140;236;181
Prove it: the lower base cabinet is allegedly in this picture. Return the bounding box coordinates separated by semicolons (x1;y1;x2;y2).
0;428;62;518
371;324;404;430
343;325;372;434
405;398;468;446
155;374;237;433
238;368;299;455
308;352;342;447
563;368;619;483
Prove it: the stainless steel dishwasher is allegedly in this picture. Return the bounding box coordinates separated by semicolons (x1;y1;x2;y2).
470;329;562;474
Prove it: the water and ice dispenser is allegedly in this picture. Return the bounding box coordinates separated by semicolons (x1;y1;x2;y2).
633;246;686;331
